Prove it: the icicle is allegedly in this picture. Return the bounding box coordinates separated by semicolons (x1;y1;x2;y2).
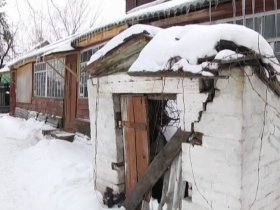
242;0;246;25
275;0;277;36
232;0;236;24
252;0;255;30
209;0;212;23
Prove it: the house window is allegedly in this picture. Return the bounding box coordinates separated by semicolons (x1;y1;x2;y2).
79;44;104;98
34;58;65;98
277;14;280;37
245;18;253;29
264;14;276;39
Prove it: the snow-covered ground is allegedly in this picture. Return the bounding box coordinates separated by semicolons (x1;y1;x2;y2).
0;114;120;210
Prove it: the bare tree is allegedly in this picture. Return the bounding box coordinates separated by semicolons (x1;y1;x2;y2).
0;0;15;67
21;0;102;45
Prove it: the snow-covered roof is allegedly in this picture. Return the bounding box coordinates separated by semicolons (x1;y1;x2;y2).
0;65;10;74
88;24;161;65
129;24;280;77
71;0;231;46
86;23;280;90
3;33;80;71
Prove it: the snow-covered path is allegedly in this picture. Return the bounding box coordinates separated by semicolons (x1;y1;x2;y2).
0;135;19;210
0;115;122;210
0;115;47;210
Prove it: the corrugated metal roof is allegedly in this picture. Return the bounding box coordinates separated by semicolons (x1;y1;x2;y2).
71;0;232;46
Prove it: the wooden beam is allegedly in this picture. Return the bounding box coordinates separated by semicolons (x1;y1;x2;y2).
56;58;77;79
123;128;190;210
74;24;128;48
150;0;277;28
86;34;151;76
45;60;64;79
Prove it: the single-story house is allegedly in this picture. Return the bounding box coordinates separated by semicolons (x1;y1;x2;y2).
4;0;280;135
84;24;280;210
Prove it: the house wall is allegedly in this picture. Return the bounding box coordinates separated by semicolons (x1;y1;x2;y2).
10;71;16;115
87;71;241;202
87;73;189;193
13;62;64;118
76;98;90;136
16;63;33;103
126;0;154;12
241;68;280;210
17;98;64;117
87;67;280;209
181;69;244;210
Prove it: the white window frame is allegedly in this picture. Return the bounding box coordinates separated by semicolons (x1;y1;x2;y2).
34;57;65;98
79;43;105;98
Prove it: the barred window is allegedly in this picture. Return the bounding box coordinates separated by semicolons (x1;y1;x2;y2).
34;58;65;98
79;44;104;98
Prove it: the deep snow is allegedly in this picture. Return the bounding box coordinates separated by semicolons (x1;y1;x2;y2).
0;115;120;210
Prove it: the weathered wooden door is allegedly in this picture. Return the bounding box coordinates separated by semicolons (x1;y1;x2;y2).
64;54;77;131
121;96;150;195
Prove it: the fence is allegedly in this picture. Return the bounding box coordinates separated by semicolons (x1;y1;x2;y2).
0;83;9;113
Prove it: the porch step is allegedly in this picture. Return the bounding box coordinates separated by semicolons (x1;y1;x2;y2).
42;128;59;136
50;131;75;142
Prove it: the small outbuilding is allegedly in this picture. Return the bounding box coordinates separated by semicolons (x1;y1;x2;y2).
85;24;280;210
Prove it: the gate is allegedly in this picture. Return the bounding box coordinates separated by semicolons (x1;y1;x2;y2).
0;83;9;113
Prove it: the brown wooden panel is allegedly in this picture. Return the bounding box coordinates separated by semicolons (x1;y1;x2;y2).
123;96;138;194
122;95;150;196
64;54;78;131
132;96;149;180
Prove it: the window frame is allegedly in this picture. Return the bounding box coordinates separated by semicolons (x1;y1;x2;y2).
79;43;105;98
34;57;65;99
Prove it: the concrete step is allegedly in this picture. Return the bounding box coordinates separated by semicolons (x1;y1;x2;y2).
42;128;59;136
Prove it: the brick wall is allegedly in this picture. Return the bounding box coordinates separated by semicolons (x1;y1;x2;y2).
76;98;89;119
87;68;280;209
181;69;244;210
17;97;64;117
241;67;280;210
126;0;155;12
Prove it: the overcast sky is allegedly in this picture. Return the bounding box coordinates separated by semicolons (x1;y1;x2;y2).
4;0;126;54
5;0;126;26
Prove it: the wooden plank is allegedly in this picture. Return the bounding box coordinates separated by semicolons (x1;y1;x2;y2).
85;35;151;76
123;129;190;210
123;121;147;130
132;96;149;181
45;60;64;79
57;58;77;79
123;96;138;195
74;24;128;48
150;0;276;28
64;54;78;132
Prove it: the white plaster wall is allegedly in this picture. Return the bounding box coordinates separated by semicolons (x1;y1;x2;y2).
87;74;200;194
87;68;280;210
181;68;244;210
241;67;280;210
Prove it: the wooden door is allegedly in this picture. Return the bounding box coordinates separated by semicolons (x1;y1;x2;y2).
121;96;150;195
64;54;77;131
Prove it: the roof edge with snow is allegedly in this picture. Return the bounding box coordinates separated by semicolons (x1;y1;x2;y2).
71;0;231;47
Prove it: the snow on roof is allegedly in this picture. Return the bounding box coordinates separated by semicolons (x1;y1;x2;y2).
3;33;80;71
129;24;280;76
0;65;10;74
88;24;162;65
71;0;230;46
